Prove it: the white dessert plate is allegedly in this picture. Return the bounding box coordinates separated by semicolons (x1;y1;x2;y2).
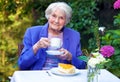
50;67;80;76
46;50;64;55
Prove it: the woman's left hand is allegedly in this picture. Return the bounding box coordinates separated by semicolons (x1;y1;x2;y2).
57;48;72;61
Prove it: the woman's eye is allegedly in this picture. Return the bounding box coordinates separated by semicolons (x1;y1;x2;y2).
60;17;64;19
52;14;56;18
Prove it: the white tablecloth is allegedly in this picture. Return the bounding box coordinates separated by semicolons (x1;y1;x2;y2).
10;69;120;82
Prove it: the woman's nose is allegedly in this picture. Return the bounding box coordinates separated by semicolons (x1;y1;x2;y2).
55;18;59;23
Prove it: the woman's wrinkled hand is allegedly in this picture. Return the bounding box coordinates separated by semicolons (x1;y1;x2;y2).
33;37;50;54
57;48;72;61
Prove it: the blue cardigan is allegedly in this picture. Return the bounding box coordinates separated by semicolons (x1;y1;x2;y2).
18;23;86;70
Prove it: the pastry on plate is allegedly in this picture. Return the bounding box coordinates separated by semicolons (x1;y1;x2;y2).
58;63;75;74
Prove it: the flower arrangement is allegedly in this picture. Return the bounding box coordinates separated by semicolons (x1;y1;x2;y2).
87;45;115;82
88;45;115;68
88;52;105;68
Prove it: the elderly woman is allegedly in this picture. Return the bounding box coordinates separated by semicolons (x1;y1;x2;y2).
18;2;86;70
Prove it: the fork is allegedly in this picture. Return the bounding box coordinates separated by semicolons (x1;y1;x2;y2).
46;71;51;76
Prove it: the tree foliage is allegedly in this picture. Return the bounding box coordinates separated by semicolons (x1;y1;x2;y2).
0;0;33;81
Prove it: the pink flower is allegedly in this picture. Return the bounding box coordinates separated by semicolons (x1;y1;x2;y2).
100;45;115;57
113;0;120;9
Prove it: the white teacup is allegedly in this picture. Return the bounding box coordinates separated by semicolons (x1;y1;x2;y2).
49;38;62;50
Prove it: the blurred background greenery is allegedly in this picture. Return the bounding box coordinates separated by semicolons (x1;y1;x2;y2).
0;0;120;81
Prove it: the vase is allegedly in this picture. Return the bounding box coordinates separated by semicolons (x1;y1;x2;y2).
87;65;100;82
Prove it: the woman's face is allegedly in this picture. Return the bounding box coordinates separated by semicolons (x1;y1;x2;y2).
48;9;66;33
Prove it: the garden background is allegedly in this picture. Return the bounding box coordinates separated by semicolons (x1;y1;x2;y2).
0;0;120;81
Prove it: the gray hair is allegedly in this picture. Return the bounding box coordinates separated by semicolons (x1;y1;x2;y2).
45;2;72;25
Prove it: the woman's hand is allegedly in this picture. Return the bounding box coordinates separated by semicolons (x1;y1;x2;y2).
33;37;50;54
57;48;72;61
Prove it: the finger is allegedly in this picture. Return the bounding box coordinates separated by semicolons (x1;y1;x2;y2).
41;38;50;47
42;40;50;46
59;48;64;51
57;55;66;60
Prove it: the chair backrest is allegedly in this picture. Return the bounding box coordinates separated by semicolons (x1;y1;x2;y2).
18;43;24;56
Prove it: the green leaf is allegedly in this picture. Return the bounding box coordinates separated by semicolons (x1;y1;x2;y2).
78;56;88;62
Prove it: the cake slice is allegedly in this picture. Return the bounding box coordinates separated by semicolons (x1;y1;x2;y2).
58;63;75;74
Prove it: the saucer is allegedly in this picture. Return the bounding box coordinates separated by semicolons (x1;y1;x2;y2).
46;50;64;55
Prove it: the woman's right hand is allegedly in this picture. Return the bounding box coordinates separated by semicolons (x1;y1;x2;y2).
33;37;50;54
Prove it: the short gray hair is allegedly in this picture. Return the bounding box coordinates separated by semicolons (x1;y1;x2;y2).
45;2;72;25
